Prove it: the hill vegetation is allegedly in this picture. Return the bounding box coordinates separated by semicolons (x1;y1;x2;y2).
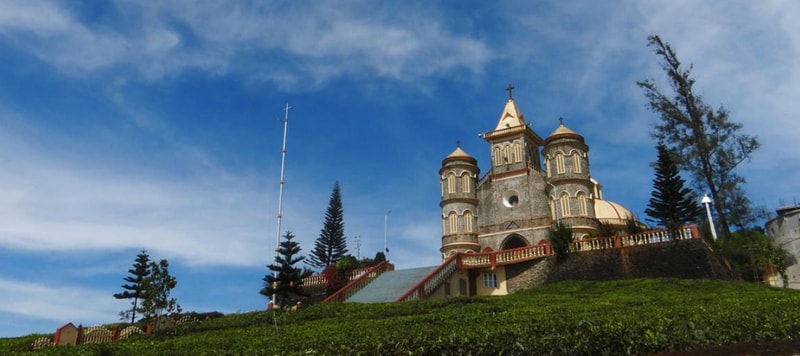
5;278;800;355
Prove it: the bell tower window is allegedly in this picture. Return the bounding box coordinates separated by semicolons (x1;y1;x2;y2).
555;153;565;174
572;151;582;173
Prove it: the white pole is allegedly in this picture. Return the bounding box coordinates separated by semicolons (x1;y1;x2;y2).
702;194;718;241
384;209;391;255
273;103;290;305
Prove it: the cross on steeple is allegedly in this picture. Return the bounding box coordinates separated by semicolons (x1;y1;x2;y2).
559;117;564;125
505;84;515;100
456;140;461;148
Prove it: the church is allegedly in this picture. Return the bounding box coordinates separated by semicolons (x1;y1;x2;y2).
439;88;640;259
316;89;714;304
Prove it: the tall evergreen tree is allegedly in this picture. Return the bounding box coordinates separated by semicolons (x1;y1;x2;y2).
114;249;151;324
637;35;760;239
261;231;313;308
645;144;702;235
309;181;348;268
140;259;180;324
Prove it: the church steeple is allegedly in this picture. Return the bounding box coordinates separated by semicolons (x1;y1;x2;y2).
482;85;544;175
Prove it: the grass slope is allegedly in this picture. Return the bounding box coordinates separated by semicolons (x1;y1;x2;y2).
5;278;800;355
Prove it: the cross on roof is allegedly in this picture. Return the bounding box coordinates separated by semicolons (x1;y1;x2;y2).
559;117;564;125
505;84;514;99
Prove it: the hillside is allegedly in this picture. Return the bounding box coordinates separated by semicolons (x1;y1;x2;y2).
5;278;800;355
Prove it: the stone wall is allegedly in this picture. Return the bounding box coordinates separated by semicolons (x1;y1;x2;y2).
505;238;737;292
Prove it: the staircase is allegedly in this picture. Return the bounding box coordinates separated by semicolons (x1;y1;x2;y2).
346;266;438;303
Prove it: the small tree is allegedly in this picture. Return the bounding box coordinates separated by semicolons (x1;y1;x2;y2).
140;259;180;325
114;250;151;324
261;231;313;308
549;222;574;258
309;181;349;268
645;144;702;237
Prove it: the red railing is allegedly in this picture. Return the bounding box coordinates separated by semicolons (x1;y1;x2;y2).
302;266;374;287
322;261;393;302
396;254;460;302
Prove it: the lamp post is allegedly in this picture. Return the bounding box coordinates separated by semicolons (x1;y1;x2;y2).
384;210;391;255
702;194;718;241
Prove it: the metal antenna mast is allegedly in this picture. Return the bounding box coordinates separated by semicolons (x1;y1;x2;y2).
269;103;290;309
276;103;290;253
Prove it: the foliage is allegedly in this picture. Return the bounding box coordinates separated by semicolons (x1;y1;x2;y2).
321;265;345;296
261;231;313;308
719;228;792;283
625;218;645;235
113;249;151;324
645;143;702;235
549;222;574;258
637;35;760;239
140;259;180;325
309;181;349;268
17;279;800;355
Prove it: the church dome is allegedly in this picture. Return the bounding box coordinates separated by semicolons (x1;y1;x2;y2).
593;199;637;226
544;120;585;145
442;145;477;165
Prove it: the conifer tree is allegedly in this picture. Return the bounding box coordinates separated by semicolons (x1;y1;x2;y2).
309;181;348;268
261;231;313;308
637;35;759;239
114;249;151;324
645;144;702;236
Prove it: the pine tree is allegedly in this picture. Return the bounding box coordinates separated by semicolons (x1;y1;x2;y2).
308;181;348;268
261;231;313;308
140;259;179;325
114;249;151;324
645;144;702;236
637;35;759;239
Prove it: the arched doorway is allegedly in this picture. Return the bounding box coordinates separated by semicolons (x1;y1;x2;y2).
500;234;528;250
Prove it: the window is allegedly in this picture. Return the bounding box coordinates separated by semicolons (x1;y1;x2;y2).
483;273;498;288
464;211;474;232
555;153;565;174
461;173;471;193
577;191;588;216
549;196;556;220
447;173;456;194
503;145;511;164
514;142;523;163
448;212;458;234
493;146;502;166
572;152;582;173
560;192;571;217
545;159;551;177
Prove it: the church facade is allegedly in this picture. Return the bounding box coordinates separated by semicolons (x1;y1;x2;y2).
438;92;640;296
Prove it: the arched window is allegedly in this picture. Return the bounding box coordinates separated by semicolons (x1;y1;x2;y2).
549;196;556;220
447;173;456;194
577;191;588;216
545;159;552;177
461;173;471;193
572;151;582;173
441;215;447;235
463;210;474;232
514;142;523;163
493;146;502;166
503;145;512;164
555;153;566;174
448;212;458;234
559;192;571;217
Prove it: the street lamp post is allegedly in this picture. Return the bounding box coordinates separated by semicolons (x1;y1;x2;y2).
702;194;718;241
384;210;391;255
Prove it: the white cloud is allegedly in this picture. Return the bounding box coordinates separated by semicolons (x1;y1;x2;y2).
0;278;119;324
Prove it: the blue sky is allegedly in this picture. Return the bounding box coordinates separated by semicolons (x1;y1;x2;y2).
1;1;798;337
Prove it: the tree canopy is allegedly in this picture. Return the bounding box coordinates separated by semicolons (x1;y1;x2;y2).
309;181;349;268
637;35;759;239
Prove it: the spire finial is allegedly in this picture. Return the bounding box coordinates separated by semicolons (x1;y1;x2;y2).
559;117;564;125
456;140;461;148
505;84;514;100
